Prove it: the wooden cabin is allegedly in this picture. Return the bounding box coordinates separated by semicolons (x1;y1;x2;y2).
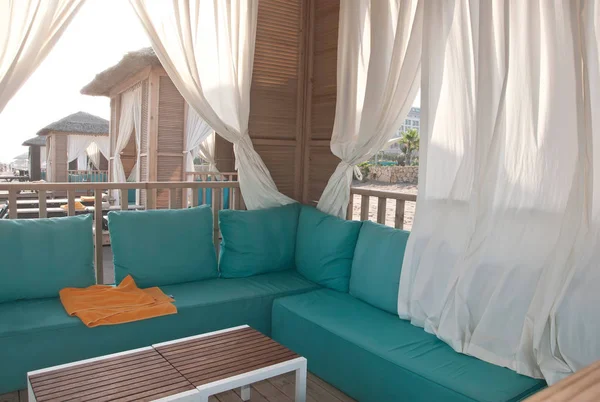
21;136;46;181
81;0;341;206
37;112;109;183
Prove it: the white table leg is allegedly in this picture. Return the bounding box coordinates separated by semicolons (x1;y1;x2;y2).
240;384;251;401
295;362;307;402
196;391;210;402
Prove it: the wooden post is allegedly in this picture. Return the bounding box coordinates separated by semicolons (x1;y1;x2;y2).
395;200;405;230
169;188;178;209
192;186;199;207
360;195;369;221
8;189;17;219
232;187;241;211
377;197;387;225
212;188;221;256
67;190;76;216
146;189;156;210
38;190;47;218
94;190;104;284
120;189;129;211
346;193;354;220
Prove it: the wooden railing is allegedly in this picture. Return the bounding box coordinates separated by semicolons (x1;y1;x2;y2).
0;181;242;284
67;170;109;183
348;187;417;230
186;171;238;181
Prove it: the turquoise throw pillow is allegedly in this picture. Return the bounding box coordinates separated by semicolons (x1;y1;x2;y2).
295;205;362;291
108;206;218;287
0;215;94;303
349;221;410;314
219;203;300;278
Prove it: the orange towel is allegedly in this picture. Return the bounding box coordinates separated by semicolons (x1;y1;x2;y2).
59;275;177;328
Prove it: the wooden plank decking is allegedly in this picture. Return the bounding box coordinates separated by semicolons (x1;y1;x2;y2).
1;372;354;402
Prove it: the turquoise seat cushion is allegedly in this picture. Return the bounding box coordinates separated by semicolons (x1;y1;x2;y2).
0;271;319;394
108;206;217;287
0;215;94;303
272;289;546;402
219;203;301;278
295;205;362;291
350;221;410;314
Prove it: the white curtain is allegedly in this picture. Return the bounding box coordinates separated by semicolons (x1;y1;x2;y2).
45;137;52;181
398;0;591;383
0;0;84;113
86;142;100;169
86;136;109;169
185;106;215;178
113;86;142;183
67;134;94;170
316;0;423;218
129;0;294;210
198;132;218;173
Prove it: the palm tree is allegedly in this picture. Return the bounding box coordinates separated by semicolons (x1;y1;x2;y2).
397;128;420;165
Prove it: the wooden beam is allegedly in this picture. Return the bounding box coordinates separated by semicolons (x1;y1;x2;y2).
120;189;129;210
360;195;369;221
8;190;17;219
346;193;353;220
147;69;160;182
212;188;221;256
67;190;76;216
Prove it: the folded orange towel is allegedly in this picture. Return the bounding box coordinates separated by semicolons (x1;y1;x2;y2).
59;275;176;328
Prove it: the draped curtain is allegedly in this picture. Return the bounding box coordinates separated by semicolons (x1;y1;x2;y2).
67;134;95;170
86;136;110;169
399;0;598;384
316;0;423;218
113;86;142;205
45;137;53;181
129;0;294;210
0;0;84;113
185;106;214;178
198;132;218;174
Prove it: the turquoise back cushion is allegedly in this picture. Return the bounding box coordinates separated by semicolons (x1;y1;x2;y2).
0;215;94;303
349;221;410;314
296;205;362;291
108;206;218;287
219;203;300;278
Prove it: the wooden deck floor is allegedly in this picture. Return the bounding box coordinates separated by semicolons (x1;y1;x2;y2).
0;372;355;402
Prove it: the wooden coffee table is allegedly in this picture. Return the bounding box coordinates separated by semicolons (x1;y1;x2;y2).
27;325;307;402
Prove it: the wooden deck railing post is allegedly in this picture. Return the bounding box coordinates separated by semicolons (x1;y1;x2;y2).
38;190;47;219
212;188;222;256
377;198;387;225
395;200;406;230
192;187;199;207
8;189;17;219
67;191;76;216
360;195;369;221
346;194;354;220
169;188;178;209
94;189;104;284
120;189;129;211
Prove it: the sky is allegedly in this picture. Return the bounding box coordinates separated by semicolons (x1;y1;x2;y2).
0;1;421;163
0;0;150;163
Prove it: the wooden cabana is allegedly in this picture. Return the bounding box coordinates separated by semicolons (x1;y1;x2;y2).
37;112;109;183
21;135;46;181
80;0;341;206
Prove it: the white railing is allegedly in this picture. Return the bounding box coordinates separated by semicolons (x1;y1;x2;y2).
0;181;242;284
186;171;238;182
348;187;417;230
67;170;109;183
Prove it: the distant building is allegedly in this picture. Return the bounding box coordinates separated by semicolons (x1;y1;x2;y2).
395;107;420;137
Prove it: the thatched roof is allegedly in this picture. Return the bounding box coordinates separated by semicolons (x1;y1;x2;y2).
81;47;160;96
36;112;109;136
13;152;29;160
22;136;47;147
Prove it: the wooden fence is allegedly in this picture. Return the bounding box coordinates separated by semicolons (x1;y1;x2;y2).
0;181;242;284
348;187;417;230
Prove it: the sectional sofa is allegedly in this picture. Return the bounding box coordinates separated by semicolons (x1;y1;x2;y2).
0;204;546;401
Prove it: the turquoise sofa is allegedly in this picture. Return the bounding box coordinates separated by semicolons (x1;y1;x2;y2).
0;204;546;400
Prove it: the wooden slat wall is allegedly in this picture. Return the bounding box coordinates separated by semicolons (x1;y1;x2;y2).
249;0;307;200
302;0;340;204
156;75;185;208
51;133;68;183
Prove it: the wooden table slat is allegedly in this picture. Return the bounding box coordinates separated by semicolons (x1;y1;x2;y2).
29;350;157;382
34;361;178;396
157;331;265;359
156;327;256;353
164;336;277;365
